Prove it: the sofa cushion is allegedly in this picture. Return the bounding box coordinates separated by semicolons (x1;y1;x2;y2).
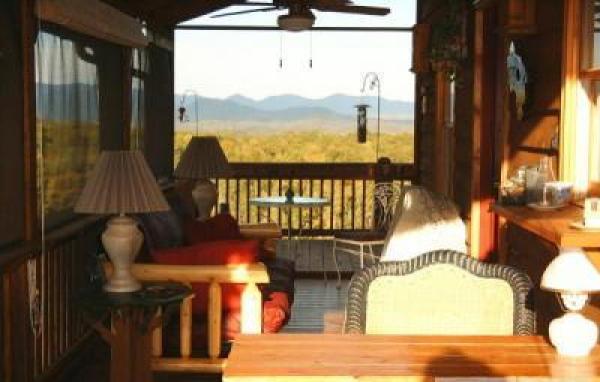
183;214;242;245
135;210;184;253
151;240;261;314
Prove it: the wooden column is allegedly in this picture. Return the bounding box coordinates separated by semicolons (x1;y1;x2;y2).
471;6;498;260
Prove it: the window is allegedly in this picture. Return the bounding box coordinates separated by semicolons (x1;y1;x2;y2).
35;28;100;226
174;1;415;165
561;0;600;193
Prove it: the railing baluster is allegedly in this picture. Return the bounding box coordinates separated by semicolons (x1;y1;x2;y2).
351;180;356;230
278;179;282;227
245;178;250;224
362;179;367;230
257;178;262;223
319;179;324;230
226;178;231;213
267;179;272;222
309;179;314;231
341;179;346;230
330;180;335;231
236;179;241;222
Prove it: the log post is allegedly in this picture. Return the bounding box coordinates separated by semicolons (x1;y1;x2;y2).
208;281;222;359
241;282;262;334
180;296;192;358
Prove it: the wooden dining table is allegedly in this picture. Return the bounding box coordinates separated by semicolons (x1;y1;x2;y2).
223;334;600;381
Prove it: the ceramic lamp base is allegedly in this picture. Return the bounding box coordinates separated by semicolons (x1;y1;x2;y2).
192;179;218;221
549;312;598;357
102;215;143;293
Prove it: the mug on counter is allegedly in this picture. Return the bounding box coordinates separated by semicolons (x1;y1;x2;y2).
543;181;573;206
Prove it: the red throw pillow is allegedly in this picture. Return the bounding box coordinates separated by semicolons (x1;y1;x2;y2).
224;292;291;339
182;214;242;245
151;240;260;314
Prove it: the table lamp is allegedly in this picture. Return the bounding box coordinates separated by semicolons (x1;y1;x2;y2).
75;150;169;293
174;136;232;221
541;247;600;356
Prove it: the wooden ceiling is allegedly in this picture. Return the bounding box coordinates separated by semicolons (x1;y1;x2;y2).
103;0;240;27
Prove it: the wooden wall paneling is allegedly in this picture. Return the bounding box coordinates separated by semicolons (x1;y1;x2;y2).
506;0;537;34
506;224;561;335
9;263;35;382
35;0;148;48
411;23;431;74
455;23;476;221
122;47;133;150
506;2;563;175
0;0;28;247
98;41;127;151
471;7;498;260
144;43;175;179
433;71;447;194
2;274;8;382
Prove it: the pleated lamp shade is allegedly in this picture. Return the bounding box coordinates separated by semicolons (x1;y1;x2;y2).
74;150;170;214
174;136;232;179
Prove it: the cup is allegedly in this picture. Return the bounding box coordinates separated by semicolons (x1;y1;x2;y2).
543;181;573;206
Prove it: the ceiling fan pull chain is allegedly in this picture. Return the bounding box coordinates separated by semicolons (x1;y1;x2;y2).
279;31;284;68
309;31;313;69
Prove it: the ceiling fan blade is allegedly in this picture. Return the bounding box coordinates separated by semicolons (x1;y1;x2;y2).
211;6;279;18
313;4;390;16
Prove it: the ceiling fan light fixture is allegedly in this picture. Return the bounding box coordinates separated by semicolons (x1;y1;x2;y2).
278;9;315;32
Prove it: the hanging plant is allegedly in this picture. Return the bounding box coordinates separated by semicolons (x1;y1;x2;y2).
429;0;467;78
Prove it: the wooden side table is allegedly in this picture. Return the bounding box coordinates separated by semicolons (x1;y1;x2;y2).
79;283;191;382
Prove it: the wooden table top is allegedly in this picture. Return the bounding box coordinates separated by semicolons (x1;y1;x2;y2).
493;204;600;248
224;334;600;381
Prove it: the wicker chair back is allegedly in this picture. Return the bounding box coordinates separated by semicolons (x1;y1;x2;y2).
344;250;535;335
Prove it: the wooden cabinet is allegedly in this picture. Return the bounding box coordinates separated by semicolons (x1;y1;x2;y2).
494;204;600;335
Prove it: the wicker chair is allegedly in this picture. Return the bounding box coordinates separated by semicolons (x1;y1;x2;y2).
344;250;535;335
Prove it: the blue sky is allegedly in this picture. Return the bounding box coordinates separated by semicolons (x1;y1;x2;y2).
175;1;416;102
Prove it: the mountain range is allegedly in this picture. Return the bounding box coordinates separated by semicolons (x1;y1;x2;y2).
34;83;415;130
176;93;414;123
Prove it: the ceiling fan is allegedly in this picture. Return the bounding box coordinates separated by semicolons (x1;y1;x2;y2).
211;1;391;32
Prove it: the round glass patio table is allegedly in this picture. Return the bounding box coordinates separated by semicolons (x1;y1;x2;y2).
249;196;330;259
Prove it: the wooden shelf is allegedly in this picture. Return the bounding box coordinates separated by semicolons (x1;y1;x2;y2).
493;204;600;248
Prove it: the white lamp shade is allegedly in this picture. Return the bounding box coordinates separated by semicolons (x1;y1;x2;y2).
174;136;232;180
74;150;169;214
541;248;600;293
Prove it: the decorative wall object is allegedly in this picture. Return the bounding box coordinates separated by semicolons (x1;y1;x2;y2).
429;0;467;77
507;41;528;120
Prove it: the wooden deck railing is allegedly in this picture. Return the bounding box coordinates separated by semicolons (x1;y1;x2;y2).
1;161;416;381
1;216;103;382
215;162;416;236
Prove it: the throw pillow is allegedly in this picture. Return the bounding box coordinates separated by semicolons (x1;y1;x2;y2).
183;214;242;245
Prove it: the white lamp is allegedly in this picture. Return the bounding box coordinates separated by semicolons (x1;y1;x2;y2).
174;136;232;221
75;151;170;293
541;247;600;356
